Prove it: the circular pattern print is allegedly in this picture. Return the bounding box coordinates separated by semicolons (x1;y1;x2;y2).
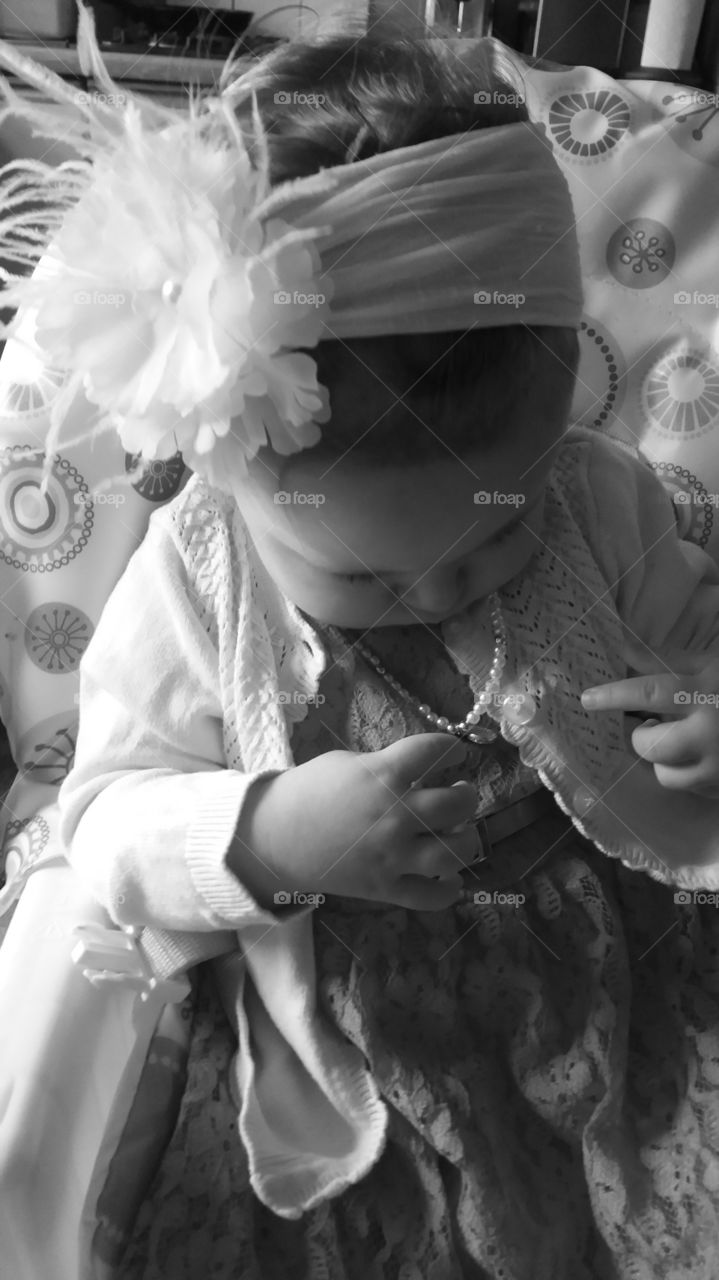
17;710;78;788
0;814;50;905
648;461;714;548
24;601;94;674
639;345;719;439
0;359;68;433
0;449;93;572
547;89;631;161
606;218;675;289
125;452;188;503
571;316;626;429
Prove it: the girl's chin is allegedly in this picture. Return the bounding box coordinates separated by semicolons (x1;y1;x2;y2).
297;604;473;630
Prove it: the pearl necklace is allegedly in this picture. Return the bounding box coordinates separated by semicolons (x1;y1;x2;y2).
326;591;507;744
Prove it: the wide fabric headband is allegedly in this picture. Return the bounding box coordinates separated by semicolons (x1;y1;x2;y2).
0;5;584;494
263;122;584;339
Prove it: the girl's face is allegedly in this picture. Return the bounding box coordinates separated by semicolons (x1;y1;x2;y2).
231;416;566;630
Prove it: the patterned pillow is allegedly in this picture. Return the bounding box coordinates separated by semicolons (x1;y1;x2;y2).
0;294;191;921
519;60;719;559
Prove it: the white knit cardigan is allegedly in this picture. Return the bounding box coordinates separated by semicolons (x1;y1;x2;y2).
58;424;719;1217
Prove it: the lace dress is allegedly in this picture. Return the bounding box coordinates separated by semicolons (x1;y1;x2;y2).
118;622;719;1280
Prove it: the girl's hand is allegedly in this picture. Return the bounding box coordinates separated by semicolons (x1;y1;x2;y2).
232;733;482;911
581;640;719;797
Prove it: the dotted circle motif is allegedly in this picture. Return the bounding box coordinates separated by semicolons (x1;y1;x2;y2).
0;449;93;572
17;711;78;788
547;89;631;161
1;814;50;889
575;318;623;427
659;87;719;171
24;601;94;674
640;347;719;438
125;452;187;503
606;218;675;289
649;461;714;548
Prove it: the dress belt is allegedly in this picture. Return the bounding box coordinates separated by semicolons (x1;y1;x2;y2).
475;786;560;857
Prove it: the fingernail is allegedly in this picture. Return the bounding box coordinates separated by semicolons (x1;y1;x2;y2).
581;689;598;707
641;718;660;729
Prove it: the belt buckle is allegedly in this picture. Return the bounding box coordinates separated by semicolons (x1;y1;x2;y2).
475;815;493;862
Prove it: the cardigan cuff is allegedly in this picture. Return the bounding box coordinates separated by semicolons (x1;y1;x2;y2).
185;768;286;929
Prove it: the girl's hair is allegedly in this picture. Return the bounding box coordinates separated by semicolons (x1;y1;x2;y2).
225;31;580;468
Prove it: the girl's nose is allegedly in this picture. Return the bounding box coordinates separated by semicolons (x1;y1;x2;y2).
399;566;465;617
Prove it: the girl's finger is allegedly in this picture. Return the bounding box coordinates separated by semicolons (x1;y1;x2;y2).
653;760;719;796
582;673;688;716
630;717;702;766
411;828;481;876
382;732;469;792
405;780;476;832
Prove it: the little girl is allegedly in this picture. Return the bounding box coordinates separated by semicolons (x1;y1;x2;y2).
6;16;719;1280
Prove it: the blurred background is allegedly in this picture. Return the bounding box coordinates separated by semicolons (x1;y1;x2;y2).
0;2;716;82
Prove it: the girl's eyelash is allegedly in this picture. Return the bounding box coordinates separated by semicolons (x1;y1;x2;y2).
491;523;517;547
341;528;519;583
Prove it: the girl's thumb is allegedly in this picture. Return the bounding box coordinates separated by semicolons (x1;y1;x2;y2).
385;731;468;788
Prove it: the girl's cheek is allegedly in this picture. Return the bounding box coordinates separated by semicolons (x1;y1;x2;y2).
468;532;538;597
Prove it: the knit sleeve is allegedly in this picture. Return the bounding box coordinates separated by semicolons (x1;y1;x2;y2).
57;511;285;933
574;431;719;655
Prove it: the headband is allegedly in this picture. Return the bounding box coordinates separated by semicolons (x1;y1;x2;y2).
0;5;583;495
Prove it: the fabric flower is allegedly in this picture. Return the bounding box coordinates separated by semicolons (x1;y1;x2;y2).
0;14;334;496
33;108;333;490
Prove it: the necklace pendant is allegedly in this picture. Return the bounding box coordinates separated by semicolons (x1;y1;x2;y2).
453;723;498;745
468;728;498;744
